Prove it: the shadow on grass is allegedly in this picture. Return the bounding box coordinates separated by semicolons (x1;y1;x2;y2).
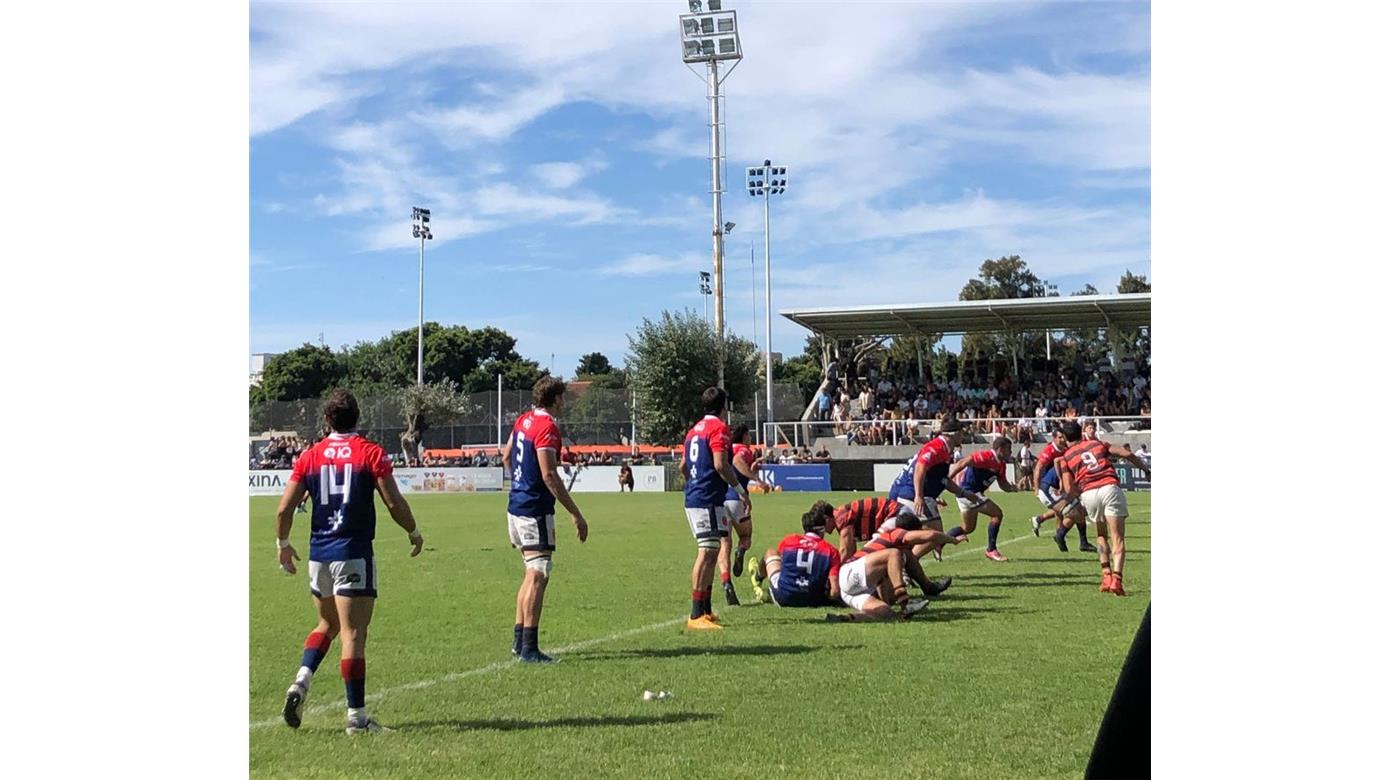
954;572;1100;588
398;712;718;732
933;591;1009;602
571;644;834;661
804;605;1020;624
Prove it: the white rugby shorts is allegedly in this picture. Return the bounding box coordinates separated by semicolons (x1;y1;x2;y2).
309;558;377;598
838;559;876;611
1081;484;1129;524
685;506;731;541
507;513;557;552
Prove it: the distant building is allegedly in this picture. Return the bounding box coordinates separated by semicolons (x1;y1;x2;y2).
250;352;278;386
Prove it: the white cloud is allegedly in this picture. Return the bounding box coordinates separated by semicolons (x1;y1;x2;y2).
599;252;708;277
528;159;607;190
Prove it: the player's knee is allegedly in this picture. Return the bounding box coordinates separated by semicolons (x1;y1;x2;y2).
524;555;553;583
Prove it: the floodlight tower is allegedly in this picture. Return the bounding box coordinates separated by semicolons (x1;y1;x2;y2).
745;161;787;434
411;206;433;386
699;270;713;324
680;0;742;389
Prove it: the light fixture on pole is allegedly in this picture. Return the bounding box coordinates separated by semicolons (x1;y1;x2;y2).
679;0;742;389
411;206;433;386
746;160;788;438
698;270;713;325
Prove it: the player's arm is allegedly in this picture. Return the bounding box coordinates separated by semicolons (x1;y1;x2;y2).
906;527;967;548
940;458;982;503
1057;459;1081;499
996;471;1017;492
539;447;588;542
1108;444;1152;476
911;461;928;516
838;525;855;561
1031;457;1046;491
732;451;769;490
374;476;424;556
274;479;308;573
715;448;750;510
827;568;841;600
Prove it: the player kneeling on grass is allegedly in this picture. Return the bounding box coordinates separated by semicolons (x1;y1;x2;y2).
719;424;771;606
276;389;425;734
1028;428;1095;553
1055;421;1151;596
749;501;841;606
827;515;965;622
945;436;1020;562
505;376;589;663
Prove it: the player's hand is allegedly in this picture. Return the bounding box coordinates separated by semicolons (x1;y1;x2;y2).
741;493;752;515
408;530;424;557
278;544;299;575
573;514;589;543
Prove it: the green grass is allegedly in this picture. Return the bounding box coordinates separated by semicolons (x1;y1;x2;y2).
250;490;1150;779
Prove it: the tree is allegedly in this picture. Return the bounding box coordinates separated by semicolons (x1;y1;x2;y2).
625;310;759;443
1117;270;1151;293
256;344;346;402
957;255;1056;382
396;380;475;463
576;352;613;377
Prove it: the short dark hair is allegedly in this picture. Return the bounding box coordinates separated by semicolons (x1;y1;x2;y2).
1062;421;1083;442
731;423;750;443
802;500;833;533
992;435;1012;450
323;388;360;433
893;513;922;531
533;376;568;408
701;386;728;415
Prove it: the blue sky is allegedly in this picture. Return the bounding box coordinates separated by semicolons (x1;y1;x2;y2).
250;0;1149;376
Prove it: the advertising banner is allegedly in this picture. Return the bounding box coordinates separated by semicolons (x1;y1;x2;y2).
757;464;831;492
249;467;504;496
560;465;665;493
1116;464;1151;492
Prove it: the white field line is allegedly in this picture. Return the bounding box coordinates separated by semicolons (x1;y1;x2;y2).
250;617;684;729
249;530;1051;730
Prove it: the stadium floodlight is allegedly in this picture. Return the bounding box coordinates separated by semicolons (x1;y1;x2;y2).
411;206;434;386
679;0;743;390
724;221;736;233
744;161;789;434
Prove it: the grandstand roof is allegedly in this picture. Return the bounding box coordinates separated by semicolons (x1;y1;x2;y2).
780;293;1151;339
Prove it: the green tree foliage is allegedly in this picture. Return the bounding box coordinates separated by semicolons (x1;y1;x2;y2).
396;379;476;461
625;310;759;443
1117;270;1150;293
576;352;614;377
256;344;345;402
957;256;1056;381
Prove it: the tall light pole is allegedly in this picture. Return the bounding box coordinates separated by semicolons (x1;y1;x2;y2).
411;206;433;386
746;161;787;437
680;0;742;388
699;271;713;324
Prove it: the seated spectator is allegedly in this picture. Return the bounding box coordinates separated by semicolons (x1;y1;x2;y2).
813;443;831;462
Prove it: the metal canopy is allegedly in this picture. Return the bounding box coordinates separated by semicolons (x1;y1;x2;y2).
780;293;1151;338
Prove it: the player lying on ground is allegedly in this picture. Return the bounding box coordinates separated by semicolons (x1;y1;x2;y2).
718;424;771;606
748;502;842;607
884;416;985;562
1056;420;1151;596
680;386;750;630
828;514;965;622
275;389;424;734
1028;428;1095;553
504;376;589;663
946;436;1020;562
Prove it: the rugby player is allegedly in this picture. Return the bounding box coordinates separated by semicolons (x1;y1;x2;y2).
1056;421;1151;596
718;424;770;606
681;387;750;630
1028;429;1095;553
827;514;964;622
749;503;842;607
946;436;1020;562
504;376;589;663
830;496;904;562
885;416;985;561
275;389;424;734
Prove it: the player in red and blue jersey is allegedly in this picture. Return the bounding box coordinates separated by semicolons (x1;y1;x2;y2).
1029;429;1095;553
885;416;984;561
719;424;771;606
504;376;589;663
680;386;749;630
275;389;424;734
946;436;1020;562
750;501;841;607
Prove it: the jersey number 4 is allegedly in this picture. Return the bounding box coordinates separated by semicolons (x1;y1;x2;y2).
793;549;815;573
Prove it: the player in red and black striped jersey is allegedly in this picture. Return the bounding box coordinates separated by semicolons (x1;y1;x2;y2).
827;515;966;622
274;389;424;734
1029;429;1095;553
946;436;1020;562
1056;421;1151;596
832;496;905;561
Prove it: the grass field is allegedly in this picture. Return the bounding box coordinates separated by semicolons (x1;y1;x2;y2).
249;489;1150;779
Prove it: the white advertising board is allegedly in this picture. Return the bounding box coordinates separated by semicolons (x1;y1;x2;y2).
249;467;504;496
561;465;665;493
